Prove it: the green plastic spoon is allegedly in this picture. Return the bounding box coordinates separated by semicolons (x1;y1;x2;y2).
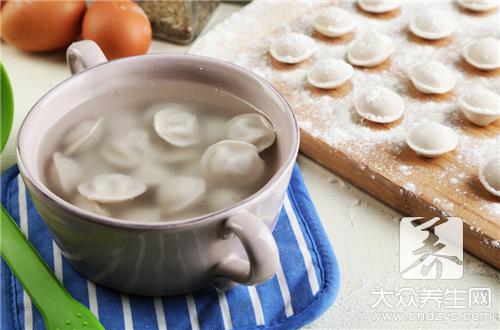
0;64;104;330
1;207;105;330
1;63;14;153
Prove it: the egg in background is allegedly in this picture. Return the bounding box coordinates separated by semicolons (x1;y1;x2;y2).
1;0;87;52
82;0;152;60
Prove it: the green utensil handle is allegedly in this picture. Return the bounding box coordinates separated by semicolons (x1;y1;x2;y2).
0;205;101;328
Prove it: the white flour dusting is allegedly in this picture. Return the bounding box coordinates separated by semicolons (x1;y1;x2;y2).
191;1;500;222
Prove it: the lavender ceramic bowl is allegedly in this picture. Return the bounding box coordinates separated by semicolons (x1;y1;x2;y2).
16;41;299;295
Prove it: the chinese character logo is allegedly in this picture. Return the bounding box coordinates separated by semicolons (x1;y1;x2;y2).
400;217;463;279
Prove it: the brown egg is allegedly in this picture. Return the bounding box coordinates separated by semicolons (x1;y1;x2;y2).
1;0;86;52
82;0;151;60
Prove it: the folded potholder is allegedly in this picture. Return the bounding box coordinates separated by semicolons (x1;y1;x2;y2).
1;164;340;330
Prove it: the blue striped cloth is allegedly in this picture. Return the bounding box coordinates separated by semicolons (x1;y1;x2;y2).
1;164;340;330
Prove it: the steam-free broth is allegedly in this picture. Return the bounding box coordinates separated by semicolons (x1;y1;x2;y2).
44;82;278;222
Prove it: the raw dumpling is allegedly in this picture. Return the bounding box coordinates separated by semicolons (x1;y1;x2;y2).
355;86;404;123
347;33;393;67
406;122;458;158
72;195;110;217
307;59;354;89
314;7;356;38
101;129;156;169
206;187;248;213
479;157;500;197
409;11;456;40
458;87;500;126
357;0;401;13
131;163;172;187
458;0;498;12
224;113;276;152
269;32;315;64
63;118;104;155
50;152;83;195
201;140;265;186
463;37;500;71
154;107;201;147
77;173;147;203
157;176;206;215
409;61;455;94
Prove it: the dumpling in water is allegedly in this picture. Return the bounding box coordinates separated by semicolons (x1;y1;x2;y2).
72;195;110;217
118;206;163;222
131;163;172;187
224;113;276;152
101;129;156;169
157;176;206;215
77;173;147;203
50;152;83;195
201;140;265;186
203;115;227;144
63;118;104;155
154;106;200;147
206;187;248;212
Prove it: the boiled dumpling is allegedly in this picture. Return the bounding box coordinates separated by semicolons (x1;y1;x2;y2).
357;0;401;13
347;33;393;67
269;33;315;64
224;113;276;152
157;176;206;215
203;115;227;144
409;11;456;40
313;7;356;38
201;140;265;186
72;195;110;217
355;86;404;123
63;118;104;155
463;37;500;71
458;0;498;12
409;61;455;94
154;107;201;147
154;146;200;164
118;206;163;222
479;157;500;197
77;173;147;203
406;122;458;158
101;129;156;169
50;152;83;195
206;187;248;212
458;87;500;126
307;59;353;89
131;163;172;187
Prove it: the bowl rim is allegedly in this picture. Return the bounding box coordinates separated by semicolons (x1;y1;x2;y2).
16;53;300;230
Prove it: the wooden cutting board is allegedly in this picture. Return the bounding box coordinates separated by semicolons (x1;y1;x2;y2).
190;0;500;268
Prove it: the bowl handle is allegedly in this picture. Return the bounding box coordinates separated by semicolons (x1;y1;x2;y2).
213;212;279;286
66;40;108;75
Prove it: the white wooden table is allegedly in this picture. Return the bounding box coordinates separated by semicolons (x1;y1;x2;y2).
2;3;499;329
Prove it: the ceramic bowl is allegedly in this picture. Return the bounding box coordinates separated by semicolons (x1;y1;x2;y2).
17;41;300;295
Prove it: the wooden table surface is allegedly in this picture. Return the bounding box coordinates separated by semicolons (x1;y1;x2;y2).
1;2;498;329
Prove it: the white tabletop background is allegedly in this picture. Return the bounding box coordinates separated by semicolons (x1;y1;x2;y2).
1;3;499;329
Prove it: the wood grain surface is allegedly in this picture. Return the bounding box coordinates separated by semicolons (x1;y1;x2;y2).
191;1;500;269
